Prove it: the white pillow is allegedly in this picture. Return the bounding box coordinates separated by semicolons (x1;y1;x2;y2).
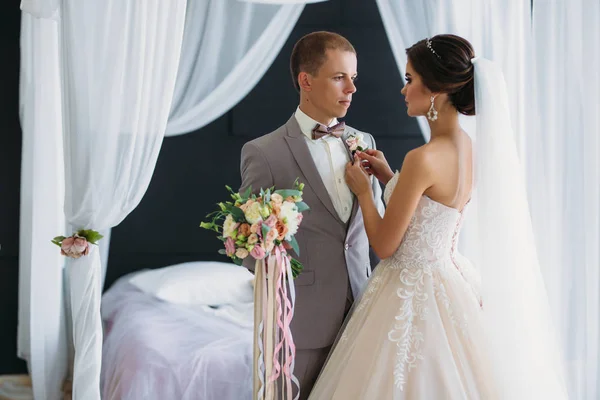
128;261;254;306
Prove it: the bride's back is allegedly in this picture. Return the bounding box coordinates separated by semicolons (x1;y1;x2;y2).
421;130;473;211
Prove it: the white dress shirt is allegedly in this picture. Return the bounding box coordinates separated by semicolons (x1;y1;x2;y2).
295;107;354;223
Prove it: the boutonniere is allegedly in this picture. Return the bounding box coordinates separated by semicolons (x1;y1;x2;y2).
345;132;369;156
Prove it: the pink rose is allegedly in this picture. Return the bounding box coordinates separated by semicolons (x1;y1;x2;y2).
264;214;277;228
264;228;278;253
346;137;358;151
225;237;236;257
266;228;278;243
235;248;249;259
251;221;263;238
61;236;90;259
250;245;266;260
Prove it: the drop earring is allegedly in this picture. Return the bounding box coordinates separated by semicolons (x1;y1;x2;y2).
427;95;438;121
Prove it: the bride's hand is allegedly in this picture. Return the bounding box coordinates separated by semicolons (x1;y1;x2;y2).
345;154;372;197
356;149;395;185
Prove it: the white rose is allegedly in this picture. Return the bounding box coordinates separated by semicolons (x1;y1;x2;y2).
270;193;283;205
222;214;239;238
353;133;368;150
244;202;263;224
247;233;259;245
279;201;300;240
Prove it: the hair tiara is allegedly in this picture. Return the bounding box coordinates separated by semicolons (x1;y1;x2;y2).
426;38;441;60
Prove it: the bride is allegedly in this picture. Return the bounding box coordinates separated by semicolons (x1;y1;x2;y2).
307;34;568;399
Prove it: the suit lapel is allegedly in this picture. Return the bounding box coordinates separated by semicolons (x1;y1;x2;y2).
340;128;354;160
341;127;360;227
283;116;344;225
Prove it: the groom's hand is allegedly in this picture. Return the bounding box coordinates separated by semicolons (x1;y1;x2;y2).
356;149;395;185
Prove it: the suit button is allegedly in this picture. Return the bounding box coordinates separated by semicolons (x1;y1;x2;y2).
344;244;349;251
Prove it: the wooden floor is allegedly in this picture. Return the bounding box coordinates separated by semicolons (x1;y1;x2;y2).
0;375;33;400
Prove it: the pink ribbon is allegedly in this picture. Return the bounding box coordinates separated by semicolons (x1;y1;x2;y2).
267;245;298;398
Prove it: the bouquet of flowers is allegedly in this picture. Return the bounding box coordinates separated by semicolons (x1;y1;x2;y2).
201;179;309;399
201;179;308;278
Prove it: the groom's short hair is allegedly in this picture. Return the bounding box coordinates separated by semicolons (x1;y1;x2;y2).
290;31;356;92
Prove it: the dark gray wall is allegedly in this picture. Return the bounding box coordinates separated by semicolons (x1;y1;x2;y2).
0;0;423;374
0;3;27;375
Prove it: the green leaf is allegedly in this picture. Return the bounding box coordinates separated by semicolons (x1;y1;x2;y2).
288;236;300;257
229;205;245;221
232;257;243;266
290;258;304;279
242;186;252;200
295;202;310;212
77;229;104;245
218;249;227;255
261;224;271;239
274;189;301;198
51;237;64;247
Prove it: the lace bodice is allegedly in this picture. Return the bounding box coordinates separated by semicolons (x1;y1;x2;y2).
383;172;467;264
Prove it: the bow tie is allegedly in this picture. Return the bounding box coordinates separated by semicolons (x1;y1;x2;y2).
311;121;345;140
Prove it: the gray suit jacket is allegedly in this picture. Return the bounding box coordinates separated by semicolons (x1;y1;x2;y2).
240;115;385;349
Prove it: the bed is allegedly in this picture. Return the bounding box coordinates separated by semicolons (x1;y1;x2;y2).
100;263;255;399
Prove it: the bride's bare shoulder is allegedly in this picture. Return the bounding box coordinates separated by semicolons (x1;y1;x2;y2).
400;145;436;179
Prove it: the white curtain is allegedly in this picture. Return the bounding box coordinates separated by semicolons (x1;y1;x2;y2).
165;0;305;136
18;14;112;400
530;1;600;398
20;0;59;19
18;13;67;400
237;0;324;4
58;0;187;398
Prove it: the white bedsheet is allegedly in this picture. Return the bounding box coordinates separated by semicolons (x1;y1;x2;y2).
100;274;253;400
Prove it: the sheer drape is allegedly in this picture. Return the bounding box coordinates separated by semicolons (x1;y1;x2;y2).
57;1;187;397
20;0;59;19
165;0;305;136
18;12;67;400
530;2;600;398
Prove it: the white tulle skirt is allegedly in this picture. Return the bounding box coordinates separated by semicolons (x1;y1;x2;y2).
308;255;499;400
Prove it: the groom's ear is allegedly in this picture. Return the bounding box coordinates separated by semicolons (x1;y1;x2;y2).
298;72;312;92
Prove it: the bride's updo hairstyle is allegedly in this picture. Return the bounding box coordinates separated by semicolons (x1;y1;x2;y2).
406;34;476;116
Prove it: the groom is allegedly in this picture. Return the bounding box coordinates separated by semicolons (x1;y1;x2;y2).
240;31;384;399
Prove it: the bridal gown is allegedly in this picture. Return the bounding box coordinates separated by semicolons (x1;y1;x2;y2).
308;171;499;399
